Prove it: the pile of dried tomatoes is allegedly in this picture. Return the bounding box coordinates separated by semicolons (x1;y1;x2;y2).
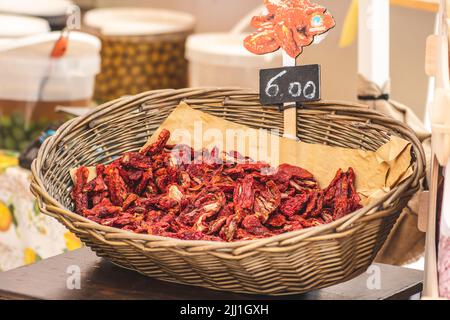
72;129;362;241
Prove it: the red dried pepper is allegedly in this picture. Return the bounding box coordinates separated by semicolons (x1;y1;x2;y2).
71;129;363;241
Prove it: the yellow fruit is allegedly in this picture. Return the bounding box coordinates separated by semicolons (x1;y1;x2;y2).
0;202;12;232
64;232;82;251
24;248;37;265
0;154;18;172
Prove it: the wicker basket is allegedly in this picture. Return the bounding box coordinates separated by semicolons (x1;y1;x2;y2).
30;88;425;295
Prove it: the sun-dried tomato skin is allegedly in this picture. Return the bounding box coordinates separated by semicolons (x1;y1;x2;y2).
280;193;309;217
141;129;171;156
72;129;362;242
71;166;90;214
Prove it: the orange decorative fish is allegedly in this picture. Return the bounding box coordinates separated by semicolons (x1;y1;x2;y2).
244;0;335;59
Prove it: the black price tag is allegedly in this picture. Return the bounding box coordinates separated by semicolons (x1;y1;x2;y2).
259;64;321;105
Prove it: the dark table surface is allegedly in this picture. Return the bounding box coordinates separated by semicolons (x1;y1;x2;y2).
0;247;423;300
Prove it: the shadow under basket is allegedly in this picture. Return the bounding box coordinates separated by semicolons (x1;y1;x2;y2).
30;88;425;295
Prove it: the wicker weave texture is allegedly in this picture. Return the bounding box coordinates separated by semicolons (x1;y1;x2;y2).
31;88;425;295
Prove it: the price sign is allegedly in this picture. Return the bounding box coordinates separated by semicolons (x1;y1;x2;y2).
259;64;321;105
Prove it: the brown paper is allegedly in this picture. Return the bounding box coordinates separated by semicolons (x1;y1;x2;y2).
142;102;413;205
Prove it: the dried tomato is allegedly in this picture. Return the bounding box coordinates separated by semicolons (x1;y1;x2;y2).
71;129;363;242
71;166;90;214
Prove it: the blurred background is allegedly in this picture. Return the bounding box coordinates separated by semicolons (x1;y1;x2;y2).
81;0;434;118
0;0;436;271
0;0;436;153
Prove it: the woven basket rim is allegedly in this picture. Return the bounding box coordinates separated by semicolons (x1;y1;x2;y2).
31;87;425;251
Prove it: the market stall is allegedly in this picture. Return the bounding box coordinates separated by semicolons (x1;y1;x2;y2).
0;0;448;303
